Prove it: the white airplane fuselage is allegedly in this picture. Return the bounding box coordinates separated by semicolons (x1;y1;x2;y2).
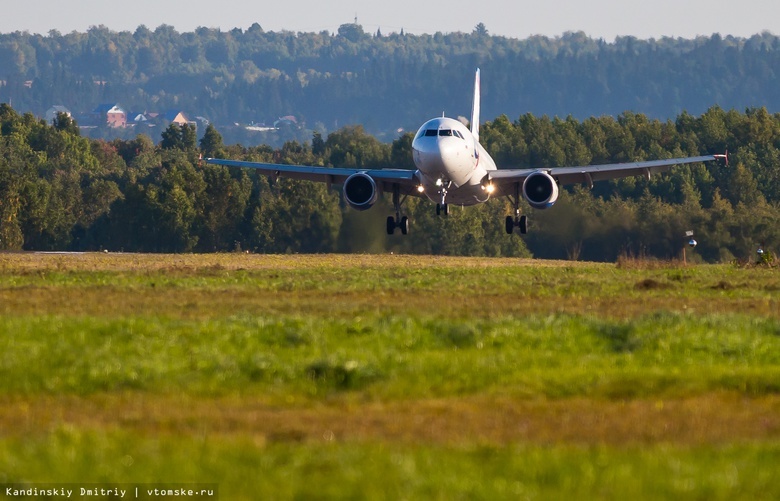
411;117;497;206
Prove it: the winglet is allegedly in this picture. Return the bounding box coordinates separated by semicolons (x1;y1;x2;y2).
470;68;480;142
713;149;729;166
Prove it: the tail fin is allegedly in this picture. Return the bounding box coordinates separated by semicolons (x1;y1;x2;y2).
470;68;480;141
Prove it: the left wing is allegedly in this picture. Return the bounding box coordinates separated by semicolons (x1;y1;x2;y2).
488;154;725;193
204;158;422;196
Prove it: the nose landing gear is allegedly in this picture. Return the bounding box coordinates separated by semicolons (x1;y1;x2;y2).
435;177;451;216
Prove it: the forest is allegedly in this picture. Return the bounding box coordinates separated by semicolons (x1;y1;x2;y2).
2;24;780;144
0;102;778;261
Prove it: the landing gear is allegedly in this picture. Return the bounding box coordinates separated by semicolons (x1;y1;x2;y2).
386;184;410;235
505;215;528;235
505;183;529;235
436;178;451;216
387;215;409;235
436;203;450;216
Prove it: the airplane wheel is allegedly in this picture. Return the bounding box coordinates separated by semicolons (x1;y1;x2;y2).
443;203;449;215
505;216;514;235
400;216;409;235
436;204;441;216
519;215;528;235
386;216;396;235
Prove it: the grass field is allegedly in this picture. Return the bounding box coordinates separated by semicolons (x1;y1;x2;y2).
0;252;778;499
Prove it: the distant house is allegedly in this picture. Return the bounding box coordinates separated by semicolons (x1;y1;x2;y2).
45;105;72;124
128;112;156;128
93;103;127;128
162;110;194;128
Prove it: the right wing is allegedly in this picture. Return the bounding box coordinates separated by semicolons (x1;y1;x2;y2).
204;158;423;196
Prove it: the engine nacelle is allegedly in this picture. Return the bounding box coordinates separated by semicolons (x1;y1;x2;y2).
343;172;378;211
522;171;559;210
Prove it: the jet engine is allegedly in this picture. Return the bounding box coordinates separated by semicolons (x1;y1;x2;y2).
343;172;378;211
522;171;559;209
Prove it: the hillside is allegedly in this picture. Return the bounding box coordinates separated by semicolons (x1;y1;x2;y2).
1;24;780;144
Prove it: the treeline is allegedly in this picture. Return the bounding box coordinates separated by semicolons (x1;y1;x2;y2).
2;25;780;142
0;102;778;261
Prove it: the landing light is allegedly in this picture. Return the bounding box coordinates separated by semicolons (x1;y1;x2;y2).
483;183;495;194
417;185;425;193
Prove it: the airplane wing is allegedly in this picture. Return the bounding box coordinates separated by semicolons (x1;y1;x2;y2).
487;154;725;194
204;158;423;196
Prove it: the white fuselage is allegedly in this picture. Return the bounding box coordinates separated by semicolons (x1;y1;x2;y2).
411;117;497;206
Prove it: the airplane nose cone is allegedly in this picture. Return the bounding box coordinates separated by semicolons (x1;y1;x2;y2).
438;138;471;183
413;138;440;171
413;137;471;185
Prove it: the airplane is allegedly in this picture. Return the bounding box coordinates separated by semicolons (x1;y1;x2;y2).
205;69;726;236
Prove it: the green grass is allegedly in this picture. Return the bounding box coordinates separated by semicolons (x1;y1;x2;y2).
1;431;779;500
1;313;779;398
0;253;779;499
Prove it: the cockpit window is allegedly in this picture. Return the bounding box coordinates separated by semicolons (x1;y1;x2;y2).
421;128;467;139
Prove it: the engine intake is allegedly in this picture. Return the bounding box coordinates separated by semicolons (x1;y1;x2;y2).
522;171;559;209
343;172;378;211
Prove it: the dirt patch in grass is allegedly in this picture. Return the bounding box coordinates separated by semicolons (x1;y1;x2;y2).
0;253;778;319
0;252;551;273
635;278;672;290
0;285;778;319
710;280;739;290
1;393;779;446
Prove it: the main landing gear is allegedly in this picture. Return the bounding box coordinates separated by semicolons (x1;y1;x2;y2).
436;203;449;216
386;184;410;235
505;182;529;235
505;214;528;235
387;215;409;235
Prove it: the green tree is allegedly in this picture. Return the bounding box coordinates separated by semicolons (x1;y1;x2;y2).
197;165;252;251
160;124;184;150
53;112;79;136
199;123;226;159
473;23;489;37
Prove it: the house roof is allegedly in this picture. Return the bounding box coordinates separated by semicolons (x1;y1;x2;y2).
45;105;72;123
47;105;71;114
93;103;125;114
162;110;189;122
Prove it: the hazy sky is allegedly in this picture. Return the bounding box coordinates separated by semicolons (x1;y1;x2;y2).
3;0;778;39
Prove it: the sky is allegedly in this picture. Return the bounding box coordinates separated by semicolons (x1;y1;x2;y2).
2;0;779;40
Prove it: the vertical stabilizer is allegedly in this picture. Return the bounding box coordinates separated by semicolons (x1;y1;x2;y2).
470;68;481;141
